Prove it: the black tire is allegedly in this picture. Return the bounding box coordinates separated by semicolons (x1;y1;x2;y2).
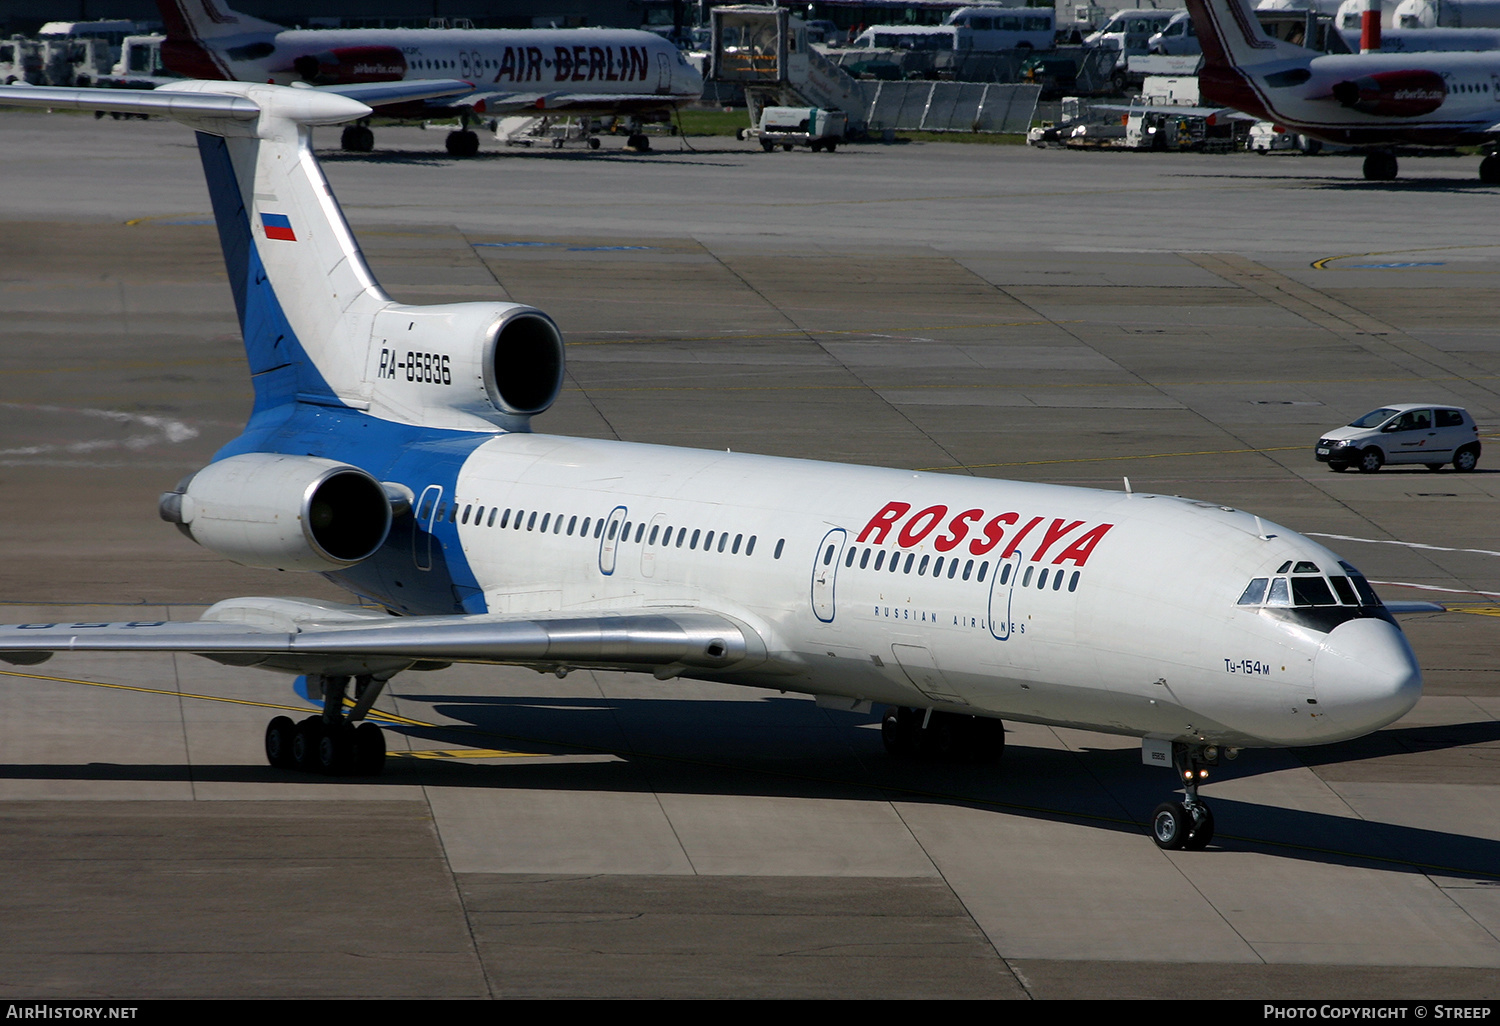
291;717;323;772
1183;804;1215;850
588;137;600;150
825;140;838;153
445;130;479;157
964;715;1006;765
760;139;774;152
782;143;794;151
1151;801;1191;850
316;725;354;775
1327;461;1348;472
1425;462;1445;472
1481;154;1500;184
810;140;824;152
1454;444;1479;472
1356;448;1384;473
1362;152;1397;181
265;716;297;769
353;722;387;775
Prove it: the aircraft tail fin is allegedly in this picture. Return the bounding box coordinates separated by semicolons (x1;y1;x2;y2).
156;0;284;79
0;80;565;434
1185;0;1315;119
1186;0;1317;70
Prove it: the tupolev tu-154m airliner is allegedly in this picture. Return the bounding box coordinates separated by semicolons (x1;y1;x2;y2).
0;79;1424;851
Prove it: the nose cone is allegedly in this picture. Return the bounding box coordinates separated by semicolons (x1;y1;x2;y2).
1313;617;1422;739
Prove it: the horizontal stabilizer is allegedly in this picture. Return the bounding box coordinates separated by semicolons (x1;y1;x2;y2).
0;80;371;130
0;83;260;121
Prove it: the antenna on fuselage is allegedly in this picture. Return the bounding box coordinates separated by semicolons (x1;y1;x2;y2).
1123;476;1132;495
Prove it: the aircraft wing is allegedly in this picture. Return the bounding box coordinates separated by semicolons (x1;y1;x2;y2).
0;602;765;678
1383;601;1446;614
315;79;477;106
470;90;686;115
1088;103;1254;120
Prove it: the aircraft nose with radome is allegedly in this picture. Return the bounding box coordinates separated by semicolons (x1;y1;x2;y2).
0;77;1431;855
1312;618;1423;738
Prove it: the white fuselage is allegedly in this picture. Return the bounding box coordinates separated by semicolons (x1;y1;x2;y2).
410;431;1423;751
205;27;702;101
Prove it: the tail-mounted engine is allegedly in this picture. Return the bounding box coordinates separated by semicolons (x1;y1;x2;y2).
368;303;565;431
159;454;394;572
292;47;407;84
1332;70;1447;117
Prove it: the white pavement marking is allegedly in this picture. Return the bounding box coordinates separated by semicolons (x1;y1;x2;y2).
1309;533;1500;559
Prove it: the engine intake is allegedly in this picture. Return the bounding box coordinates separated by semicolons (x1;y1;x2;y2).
1332;70;1447;117
369;303;565;430
293;46;407;85
160;454;393;572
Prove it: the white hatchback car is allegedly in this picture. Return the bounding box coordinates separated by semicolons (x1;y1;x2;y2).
1316;403;1481;473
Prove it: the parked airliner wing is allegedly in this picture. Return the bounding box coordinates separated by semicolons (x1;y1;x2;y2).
0;604;764;677
317;79;477;106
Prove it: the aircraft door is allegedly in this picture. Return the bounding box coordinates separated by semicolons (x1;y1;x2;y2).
640;513;669;578
460;51;473;78
810;527;847;622
413;485;443;571
891;643;968;705
598;505;627;575
655;52;671;93
987;552;1023;640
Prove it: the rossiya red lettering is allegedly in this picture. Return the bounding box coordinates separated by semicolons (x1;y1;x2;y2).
856;501;1114;567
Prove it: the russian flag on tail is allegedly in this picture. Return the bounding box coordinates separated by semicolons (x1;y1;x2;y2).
261;212;296;241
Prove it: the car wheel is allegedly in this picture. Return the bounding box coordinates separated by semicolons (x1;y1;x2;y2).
1424;463;1444;472
1357;448;1384;473
1327;461;1347;472
1454;445;1480;472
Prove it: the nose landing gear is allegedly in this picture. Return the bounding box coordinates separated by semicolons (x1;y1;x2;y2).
264;672;391;776
1149;741;1221;850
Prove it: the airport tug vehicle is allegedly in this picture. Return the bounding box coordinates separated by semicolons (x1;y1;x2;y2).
0;79;1425;852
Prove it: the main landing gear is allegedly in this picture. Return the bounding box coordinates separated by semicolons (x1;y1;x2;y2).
265;673;389;776
881;706;1006;764
1362;151;1398;181
445;112;481;157
1149;741;1226;850
340;121;375;153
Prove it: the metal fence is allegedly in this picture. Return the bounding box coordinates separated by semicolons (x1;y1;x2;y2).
860;81;1040;134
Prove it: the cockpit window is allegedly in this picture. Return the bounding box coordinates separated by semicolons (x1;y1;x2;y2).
1329;575;1358;605
1236;559;1391;633
1291;576;1336;606
1339;561;1382;605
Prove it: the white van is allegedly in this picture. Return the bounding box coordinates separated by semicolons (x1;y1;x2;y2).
1147;10;1200;54
1315;404;1481;472
944;6;1057;49
849;25;967;50
1085;9;1181;65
